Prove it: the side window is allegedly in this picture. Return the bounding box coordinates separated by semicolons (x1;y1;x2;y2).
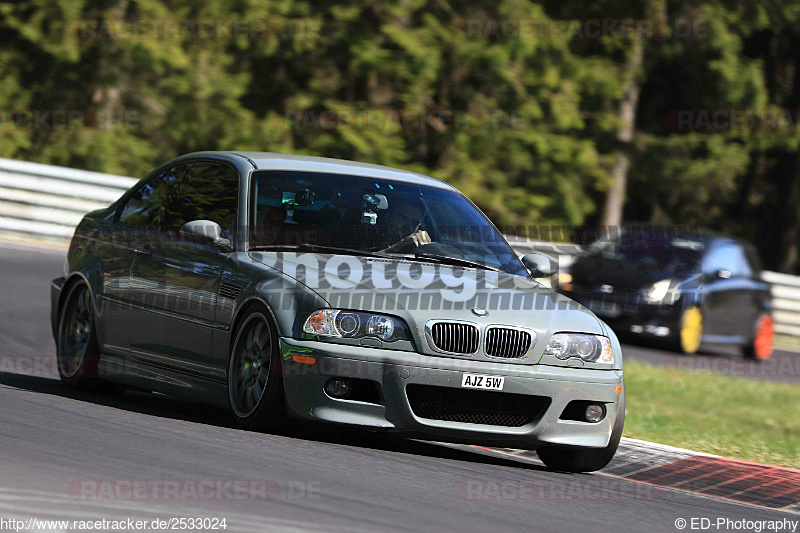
163;161;239;237
119;164;187;226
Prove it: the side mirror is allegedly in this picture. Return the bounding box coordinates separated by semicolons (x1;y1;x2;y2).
180;220;233;252
521;253;558;278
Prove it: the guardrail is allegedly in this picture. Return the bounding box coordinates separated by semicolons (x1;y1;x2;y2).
1;157;798;338
762;271;800;337
0;157;136;239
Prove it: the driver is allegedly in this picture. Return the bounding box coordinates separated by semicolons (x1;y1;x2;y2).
254;204;287;245
379;196;432;253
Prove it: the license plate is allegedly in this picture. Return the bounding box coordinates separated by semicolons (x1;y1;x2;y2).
461;373;505;391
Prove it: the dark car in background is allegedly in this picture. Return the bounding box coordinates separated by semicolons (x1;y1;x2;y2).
559;228;774;358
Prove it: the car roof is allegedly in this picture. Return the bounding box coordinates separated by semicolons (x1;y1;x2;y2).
175;151;456;190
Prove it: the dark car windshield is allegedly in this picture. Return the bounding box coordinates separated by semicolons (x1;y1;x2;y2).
586;233;703;271
249;170;527;276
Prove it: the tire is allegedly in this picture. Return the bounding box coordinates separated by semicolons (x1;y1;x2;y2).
537;388;625;473
56;282;102;389
742;314;774;361
227;307;287;431
668;306;703;354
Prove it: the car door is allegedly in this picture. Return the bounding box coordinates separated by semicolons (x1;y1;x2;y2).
701;241;754;337
155;160;239;378
124;163;191;362
104;164;187;356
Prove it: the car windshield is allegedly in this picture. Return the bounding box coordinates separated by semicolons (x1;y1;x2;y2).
249;170;527;276
586;232;703;270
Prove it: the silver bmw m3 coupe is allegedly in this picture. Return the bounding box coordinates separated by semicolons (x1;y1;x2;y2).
51;151;625;472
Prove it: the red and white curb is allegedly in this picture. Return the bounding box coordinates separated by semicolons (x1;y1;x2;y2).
444;438;800;514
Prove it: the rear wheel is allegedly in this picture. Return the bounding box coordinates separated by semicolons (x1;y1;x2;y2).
56;282;101;389
537;388;625;473
228;308;286;431
742;314;774;360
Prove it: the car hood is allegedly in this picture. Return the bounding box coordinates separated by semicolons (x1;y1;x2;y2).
249;252;604;361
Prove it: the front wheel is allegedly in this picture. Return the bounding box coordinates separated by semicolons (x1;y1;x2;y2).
668;306;703;354
537;389;625;473
228;308;287;431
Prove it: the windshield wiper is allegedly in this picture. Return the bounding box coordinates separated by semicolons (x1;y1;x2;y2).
249;243;400;260
413;252;501;272
250;244;502;271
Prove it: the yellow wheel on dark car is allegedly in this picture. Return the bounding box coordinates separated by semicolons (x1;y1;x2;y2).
678;307;703;354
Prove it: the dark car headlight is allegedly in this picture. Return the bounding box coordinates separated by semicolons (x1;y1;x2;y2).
644;278;674;303
544;333;614;364
303;309;411;342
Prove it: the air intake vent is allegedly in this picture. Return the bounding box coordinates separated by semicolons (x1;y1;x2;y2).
406;385;550;427
219;282;242;300
428;322;479;354
485;327;534;358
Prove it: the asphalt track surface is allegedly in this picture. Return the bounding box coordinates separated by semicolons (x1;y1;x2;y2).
0;241;796;532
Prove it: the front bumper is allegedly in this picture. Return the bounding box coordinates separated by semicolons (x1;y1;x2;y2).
280;338;623;449
566;290;684;339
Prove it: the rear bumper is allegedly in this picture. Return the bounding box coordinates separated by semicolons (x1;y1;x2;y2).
280;338;623;449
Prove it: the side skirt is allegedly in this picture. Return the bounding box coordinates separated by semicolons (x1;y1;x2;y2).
97;354;229;408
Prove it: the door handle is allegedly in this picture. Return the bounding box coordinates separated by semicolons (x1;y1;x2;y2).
134;245;153;256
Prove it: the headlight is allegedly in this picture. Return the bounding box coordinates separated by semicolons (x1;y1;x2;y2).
544;333;614;364
303;309;411;342
646;278;673;303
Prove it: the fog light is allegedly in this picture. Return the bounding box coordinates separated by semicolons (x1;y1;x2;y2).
324;378;352;399
584;403;606;423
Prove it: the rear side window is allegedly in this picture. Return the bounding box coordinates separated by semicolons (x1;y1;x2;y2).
119;164;187;226
703;242;753;278
163;161;239;237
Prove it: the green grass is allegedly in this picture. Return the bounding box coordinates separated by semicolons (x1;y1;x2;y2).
623;360;800;469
